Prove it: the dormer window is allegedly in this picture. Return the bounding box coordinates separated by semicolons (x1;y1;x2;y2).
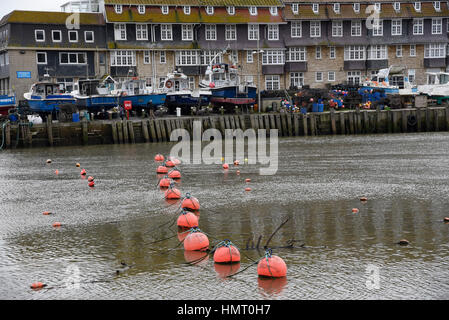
161;6;169;14
374;3;381;12
249;6;257;15
138;5;145;14
334;3;340;13
353;3;360;13
227;6;235;15
184;6;191;15
434;1;441;11
35;30;45;42
292;3;299;14
312;3;319;14
115;5;122;14
206;6;214;15
270;7;278;16
414;2;421;11
52;30;62;42
393;2;400;11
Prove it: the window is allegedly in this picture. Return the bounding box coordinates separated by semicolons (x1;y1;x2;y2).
245;75;254;85
227;6;235;15
391;20;402;36
414;2;421;11
57;78;74;92
188;77;195;90
315;46;322;59
138;5;145;14
344;45;365;60
115;5;122;14
114;24;126;40
206;6;214;15
60;52;87;64
310;21;321;37
353;3;360;13
225;25;237;41
351;21;362;36
290;72;304;88
413;19;424;35
287;47;307;61
315;72;323;82
182;24;193;41
35;30;45;42
68;31;78;42
374;3;381;12
410;44;416;57
135;24;148;41
347;71;361;84
262;50;285;65
434;1;441;10
160;51;166;64
52;30;62;42
432;18;442;34
144;51;150;64
393;2;400;11
161;6;169;14
334;3;340;13
328;71;336;82
367;45;387;60
249;6;257;15
312;4;319;14
248;24;259;40
396;45;403;57
424;43;446;58
372;19;383;36
161;24;172;41
205;25;216;40
292;3;299;14
332;21;343;37
291;21;302;37
408;69;415;83
270;7;278;16
247;50;254;63
265;75;280;90
111;51;136;66
36;52;47;64
184;6;191;15
145;77;152;87
176;50;199;66
159;77;167;88
268;25;279;40
329;46;336;59
201;50;222;65
83;31;93;43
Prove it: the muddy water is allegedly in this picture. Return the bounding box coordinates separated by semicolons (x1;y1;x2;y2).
0;133;448;300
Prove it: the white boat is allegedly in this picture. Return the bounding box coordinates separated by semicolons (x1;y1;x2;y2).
361;66;419;96
71;76;120;110
418;72;449;97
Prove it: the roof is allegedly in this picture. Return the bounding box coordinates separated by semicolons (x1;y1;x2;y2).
104;0;283;6
0;10;105;26
105;5;284;23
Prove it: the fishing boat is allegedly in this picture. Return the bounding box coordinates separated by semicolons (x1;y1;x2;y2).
418;72;449;97
0;91;16;116
199;51;257;107
23;81;75;114
71;77;120;111
114;79;166;110
361;66;419;96
160;70;211;113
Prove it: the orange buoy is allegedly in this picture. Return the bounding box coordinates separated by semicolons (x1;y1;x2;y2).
157;166;168;174
184;250;209;266
223;163;229;169
360;197;368;202
184;228;209;251
46;159;52;164
52;222;62;228
168;169;181;179
214;262;241;278
245;187;252;192
87;176;94;182
172;158;181;165
236;170;240;175
177;210;199;229
30;282;46;289
181;193;200;211
165;185;181;200
159;176;172;188
88;181;95;188
76;163;81;167
80;169;87;176
154;154;165;162
165;160;175;167
55;169;59;175
213;240;241;264
234;160;240;166
43;211;52;216
352;208;359;213
245;179;251;183
257;250;287;278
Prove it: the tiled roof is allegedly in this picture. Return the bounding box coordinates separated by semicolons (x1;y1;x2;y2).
0;10;105;26
105;5;284;23
104;0;283;6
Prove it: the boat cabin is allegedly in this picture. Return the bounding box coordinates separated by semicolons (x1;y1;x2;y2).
31;83;64;98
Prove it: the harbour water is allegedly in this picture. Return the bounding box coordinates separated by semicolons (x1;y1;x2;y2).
0;132;448;299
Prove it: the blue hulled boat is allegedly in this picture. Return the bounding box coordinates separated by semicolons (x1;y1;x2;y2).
116;79;166;109
72;79;120;111
24;82;75;113
0;91;16;116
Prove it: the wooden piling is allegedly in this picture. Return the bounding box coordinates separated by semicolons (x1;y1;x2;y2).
47;115;54;146
293;113;300;136
434;109;439;132
165;119;173;138
275;114;282;136
340;112;345;134
401;110;407;133
363;110;369;133
258;114;264;130
286;113;293;136
5;122;11;147
425;108;431;132
302;114;308;136
142;120;150;142
416;108;422;132
446;106;449;131
128;121;135;143
376;107;382;133
264;115;270;130
117;122;124;144
148;120;157;142
310;113;316;136
355;107;362;134
280;113;288;136
348;112;355;134
330;108;337;135
122;120;129;143
239;115;246;130
269;114;276;132
111;121;118;144
154;120;162;142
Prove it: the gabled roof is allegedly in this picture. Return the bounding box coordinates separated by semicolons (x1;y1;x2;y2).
0;10;105;26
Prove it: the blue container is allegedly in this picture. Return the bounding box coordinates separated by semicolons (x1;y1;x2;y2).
72;113;80;123
318;103;324;112
300;107;307;114
312;103;319;112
